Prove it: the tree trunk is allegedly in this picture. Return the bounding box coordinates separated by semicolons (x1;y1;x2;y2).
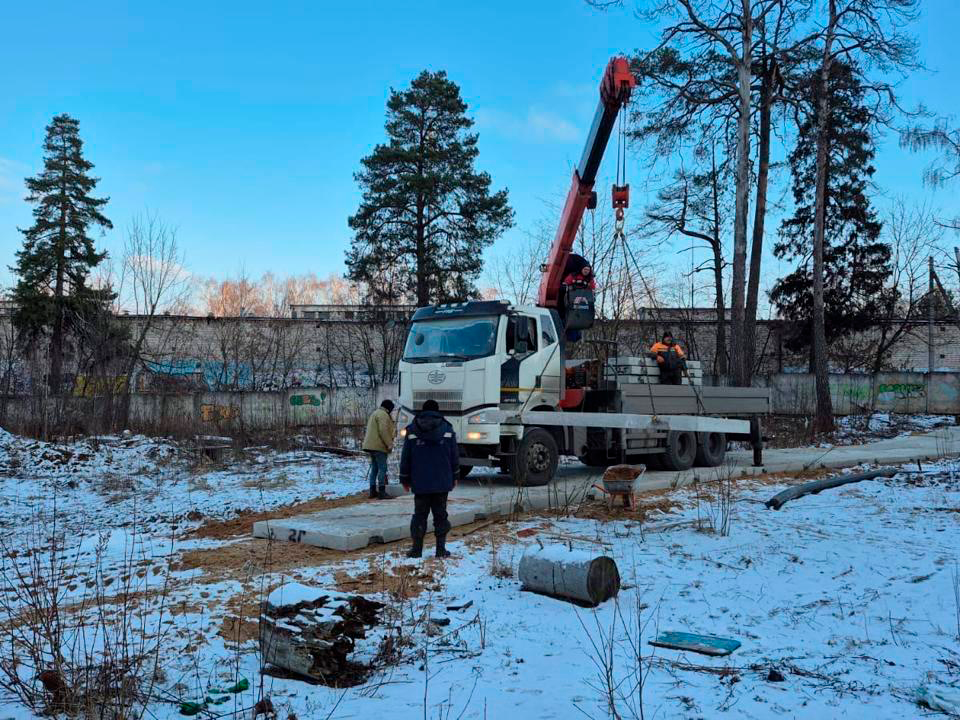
710;149;727;378
713;246;727;379
728;2;753;387
812;29;835;432
415;194;428;306
744;57;774;384
49;169;68;395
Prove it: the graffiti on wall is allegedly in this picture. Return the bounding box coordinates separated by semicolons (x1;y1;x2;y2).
833;383;872;404
829;379;928;407
72;375;129;397
289;392;327;407
200;403;240;422
877;383;925;399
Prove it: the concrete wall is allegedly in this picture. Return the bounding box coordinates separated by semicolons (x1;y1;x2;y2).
1;373;956;436
0;383;401;436
758;372;960;415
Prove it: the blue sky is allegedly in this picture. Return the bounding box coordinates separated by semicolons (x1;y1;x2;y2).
1;1;958;296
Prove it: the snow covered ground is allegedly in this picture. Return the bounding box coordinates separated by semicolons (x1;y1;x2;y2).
0;430;369;543
215;460;960;720
832;413;955;445
2;428;960;719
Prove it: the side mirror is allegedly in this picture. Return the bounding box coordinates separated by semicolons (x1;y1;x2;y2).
515;318;531;342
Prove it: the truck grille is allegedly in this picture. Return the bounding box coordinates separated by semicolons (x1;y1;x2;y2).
413;390;463;412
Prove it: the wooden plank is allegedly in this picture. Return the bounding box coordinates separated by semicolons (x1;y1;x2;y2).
650;631;741;657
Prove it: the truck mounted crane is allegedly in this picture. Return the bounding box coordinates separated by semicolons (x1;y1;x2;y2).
396;57;768;486
537;55;636;332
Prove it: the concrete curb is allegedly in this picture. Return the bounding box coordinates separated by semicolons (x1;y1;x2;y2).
252;427;960;552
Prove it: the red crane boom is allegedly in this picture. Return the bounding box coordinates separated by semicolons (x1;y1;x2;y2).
536;57;637;320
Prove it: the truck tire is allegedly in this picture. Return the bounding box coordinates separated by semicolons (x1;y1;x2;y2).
512;428;559;487
662;431;696;471
577;451;610;468
694;432;726;467
643;452;665;470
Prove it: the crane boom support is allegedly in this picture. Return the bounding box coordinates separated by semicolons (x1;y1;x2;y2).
537;57;636;310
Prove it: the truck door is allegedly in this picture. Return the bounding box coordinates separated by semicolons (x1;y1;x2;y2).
537;312;563;405
501;314;558;408
500;315;537;406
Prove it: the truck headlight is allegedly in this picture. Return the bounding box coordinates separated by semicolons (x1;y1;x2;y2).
466;431;489;441
468;412;489;424
397;409;412;425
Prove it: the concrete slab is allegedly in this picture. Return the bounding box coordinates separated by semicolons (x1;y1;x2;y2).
253;426;960;551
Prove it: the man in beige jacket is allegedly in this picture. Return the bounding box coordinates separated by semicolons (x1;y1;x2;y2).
362;399;396;499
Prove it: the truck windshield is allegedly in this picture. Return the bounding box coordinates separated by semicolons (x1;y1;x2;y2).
403;317;499;362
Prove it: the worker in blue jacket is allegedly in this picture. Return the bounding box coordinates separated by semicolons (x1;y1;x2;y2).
399;399;459;558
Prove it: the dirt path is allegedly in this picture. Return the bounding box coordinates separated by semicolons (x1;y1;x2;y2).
181;466;835;584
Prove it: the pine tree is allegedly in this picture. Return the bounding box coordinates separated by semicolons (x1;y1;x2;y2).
12;114;114;391
771;62;891;365
346;71;514;306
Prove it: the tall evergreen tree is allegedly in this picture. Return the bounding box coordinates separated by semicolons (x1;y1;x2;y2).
771;62;890;365
346;70;513;306
12;114;113;391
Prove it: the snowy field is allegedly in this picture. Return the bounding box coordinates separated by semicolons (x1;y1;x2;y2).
0;429;368;541
1;428;959;719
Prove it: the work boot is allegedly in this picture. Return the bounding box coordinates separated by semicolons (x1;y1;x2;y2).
368;488;378;499
435;534;451;558
406;535;424;559
378;486;393;500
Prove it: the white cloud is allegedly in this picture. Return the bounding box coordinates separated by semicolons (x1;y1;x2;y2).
475;107;580;144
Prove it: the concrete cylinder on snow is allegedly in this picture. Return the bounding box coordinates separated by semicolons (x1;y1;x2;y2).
518;544;620;606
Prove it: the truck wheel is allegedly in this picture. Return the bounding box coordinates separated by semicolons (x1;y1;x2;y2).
662;431;696;471
512;428;559;486
577;451;610;468
644;452;665;470
694;432;726;467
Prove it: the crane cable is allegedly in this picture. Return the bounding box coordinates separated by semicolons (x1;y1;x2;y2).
613;105;628;241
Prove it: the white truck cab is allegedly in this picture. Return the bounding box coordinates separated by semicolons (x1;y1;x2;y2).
397;300;564;476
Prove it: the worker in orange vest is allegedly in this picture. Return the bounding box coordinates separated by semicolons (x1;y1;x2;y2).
649;331;686;385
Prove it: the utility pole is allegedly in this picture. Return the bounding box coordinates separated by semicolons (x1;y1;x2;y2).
928;255;935;374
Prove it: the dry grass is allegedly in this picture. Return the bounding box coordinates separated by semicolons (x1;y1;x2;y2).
241;472;296;491
0;507;174;718
487;535;515;579
334;555;441;599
